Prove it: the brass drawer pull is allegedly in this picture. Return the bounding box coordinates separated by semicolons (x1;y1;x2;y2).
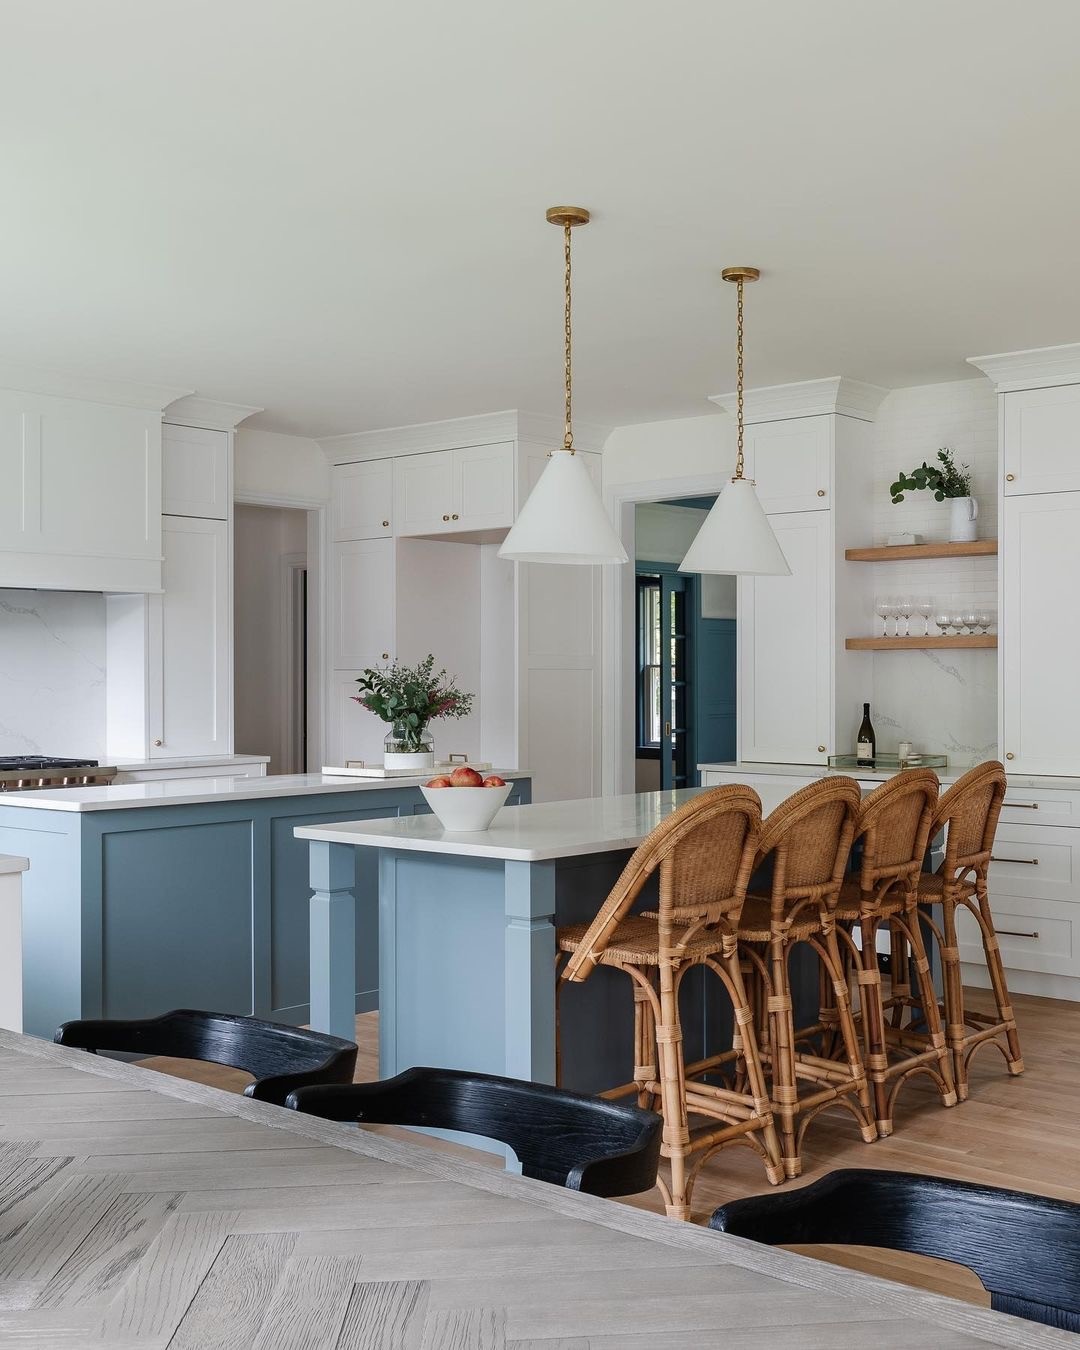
991;855;1039;865
1004;801;1039;810
997;928;1039;940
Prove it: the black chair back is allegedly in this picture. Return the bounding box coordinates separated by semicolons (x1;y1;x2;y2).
286;1066;662;1198
710;1168;1080;1333
54;1009;357;1106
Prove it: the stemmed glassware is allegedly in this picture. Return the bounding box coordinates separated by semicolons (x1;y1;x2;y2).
894;596;914;637
875;599;895;637
915;599;934;636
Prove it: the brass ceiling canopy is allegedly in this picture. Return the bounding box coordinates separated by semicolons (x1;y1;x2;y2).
545;206;590;229
721;266;760;284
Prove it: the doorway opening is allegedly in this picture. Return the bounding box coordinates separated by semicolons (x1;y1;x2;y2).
633;499;737;791
234;503;312;774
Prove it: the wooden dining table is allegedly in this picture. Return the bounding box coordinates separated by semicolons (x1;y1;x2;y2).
0;1028;1064;1349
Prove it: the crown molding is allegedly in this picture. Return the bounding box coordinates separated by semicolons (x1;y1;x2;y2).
318;410;612;464
967;343;1080;392
0;358;191;411
163;396;263;431
709;377;889;424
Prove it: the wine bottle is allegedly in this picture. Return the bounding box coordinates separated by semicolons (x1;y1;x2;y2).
856;702;876;768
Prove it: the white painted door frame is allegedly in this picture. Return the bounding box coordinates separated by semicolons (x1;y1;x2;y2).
234;490;328;772
601;471;730;797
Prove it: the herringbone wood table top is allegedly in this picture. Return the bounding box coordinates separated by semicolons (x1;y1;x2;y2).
0;1031;1064;1349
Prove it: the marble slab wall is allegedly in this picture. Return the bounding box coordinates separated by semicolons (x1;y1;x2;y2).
0;590;106;758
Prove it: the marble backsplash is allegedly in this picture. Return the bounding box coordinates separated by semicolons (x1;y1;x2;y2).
868;647;997;770
0;589;106;759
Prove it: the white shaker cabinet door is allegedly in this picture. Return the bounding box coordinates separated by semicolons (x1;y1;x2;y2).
326;670;387;767
333;460;393;540
393;450;453;535
149;516;231;758
332;538;395;670
162;424;230;519
738;509;832;764
452;441;515;531
742;417;832;514
1003;385;1080;496
1001;491;1080;774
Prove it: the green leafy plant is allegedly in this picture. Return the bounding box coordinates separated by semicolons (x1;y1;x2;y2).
890;447;973;503
352;655;474;752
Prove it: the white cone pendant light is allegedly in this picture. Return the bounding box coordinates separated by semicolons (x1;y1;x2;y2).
498;207;628;566
680;267;790;577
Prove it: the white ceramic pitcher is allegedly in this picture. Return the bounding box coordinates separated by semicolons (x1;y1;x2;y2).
949;496;978;542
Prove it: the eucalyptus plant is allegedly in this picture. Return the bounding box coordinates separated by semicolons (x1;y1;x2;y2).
352;654;473;752
890;447;973;503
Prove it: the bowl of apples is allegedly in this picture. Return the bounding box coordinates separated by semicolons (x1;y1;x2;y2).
420;767;512;831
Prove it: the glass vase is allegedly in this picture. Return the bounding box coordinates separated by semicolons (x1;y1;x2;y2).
383;723;435;771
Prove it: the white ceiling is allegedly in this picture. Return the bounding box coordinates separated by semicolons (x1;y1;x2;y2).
5;1;1080;436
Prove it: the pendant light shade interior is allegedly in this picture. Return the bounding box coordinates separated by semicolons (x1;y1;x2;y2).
498;204;627;567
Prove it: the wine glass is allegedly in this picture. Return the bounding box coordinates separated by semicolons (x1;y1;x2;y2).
962;609;980;635
933;607;953;636
874;598;893;637
915;599;934;637
949;609;968;635
974;609;993;635
894;596;914;638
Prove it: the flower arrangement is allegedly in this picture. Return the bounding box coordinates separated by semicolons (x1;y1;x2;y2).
352;655;474;753
889;447;973;503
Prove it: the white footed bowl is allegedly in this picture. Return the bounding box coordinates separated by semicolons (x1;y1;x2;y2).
420;782;512;831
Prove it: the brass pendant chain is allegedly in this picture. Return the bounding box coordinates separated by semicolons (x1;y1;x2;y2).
563;222;574;452
734;277;745;480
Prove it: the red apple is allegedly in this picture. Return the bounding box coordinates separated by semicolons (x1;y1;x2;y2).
483;775;507;788
425;776;452;788
450;766;484;787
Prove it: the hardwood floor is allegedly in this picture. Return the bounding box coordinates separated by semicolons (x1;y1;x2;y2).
143;986;1079;1310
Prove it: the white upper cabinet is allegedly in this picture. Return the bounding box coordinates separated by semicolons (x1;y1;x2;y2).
331;537;395;670
392;442;515;536
333;460;393;539
738;509;833;764
1001;491;1080;774
1002;384;1080;495
148;516;231;758
742;417;832;513
162;423;230;519
0;389;162;591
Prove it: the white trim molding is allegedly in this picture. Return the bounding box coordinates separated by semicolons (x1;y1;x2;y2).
967;342;1080;392
164;396;263;431
0;358;190;411
709;376;889;424
319;409;611;464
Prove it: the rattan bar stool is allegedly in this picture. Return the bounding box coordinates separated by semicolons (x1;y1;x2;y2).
558;786;784;1221
913;761;1023;1099
736;777;875;1179
829;770;957;1137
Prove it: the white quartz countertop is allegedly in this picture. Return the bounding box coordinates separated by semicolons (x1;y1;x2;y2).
295;788;755;861
698;761;1080;790
0;855;29;875
0;770;528;813
109;753;271;771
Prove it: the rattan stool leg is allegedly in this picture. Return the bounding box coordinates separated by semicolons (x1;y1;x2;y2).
724;949;784;1185
767;934;801;1179
633;975;659;1110
654;961;692;1220
974;883;1025;1077
939;896;970;1100
855;915;892;1137
820;924;877;1145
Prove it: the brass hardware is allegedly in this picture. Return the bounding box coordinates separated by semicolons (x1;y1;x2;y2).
817;745;827;753
452;513;459;520
382;519;390;527
664;720;671;738
991;855;1039;865
998;928;1039;940
381;652;389;660
1005;473;1015;482
1005;798;1039;809
547;206;590;453
153;739;163;747
817;489;826;497
1005;752;1015;761
442;514;450;521
721;266;760;482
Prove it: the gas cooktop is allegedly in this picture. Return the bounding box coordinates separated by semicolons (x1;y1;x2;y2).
0;757;117;791
0;757;99;771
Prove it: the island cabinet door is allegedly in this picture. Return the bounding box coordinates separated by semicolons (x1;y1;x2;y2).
1001;491;1080;774
738;509;832;765
148;515;231;758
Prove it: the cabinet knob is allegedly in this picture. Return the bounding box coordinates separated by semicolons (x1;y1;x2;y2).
1005;752;1015;760
451;513;459;521
1005;473;1015;482
817;489;826;497
153;739;163;747
442;514;450;522
382;519;390;527
817;745;826;754
381;652;389;660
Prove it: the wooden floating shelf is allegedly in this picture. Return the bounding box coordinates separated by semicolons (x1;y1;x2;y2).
846;635;997;650
845;539;998;562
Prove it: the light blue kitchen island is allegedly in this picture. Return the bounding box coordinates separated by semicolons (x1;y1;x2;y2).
0;771;530;1039
298;782;801;1094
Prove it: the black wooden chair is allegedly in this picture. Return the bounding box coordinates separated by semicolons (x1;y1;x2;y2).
710;1167;1080;1333
286;1066;662;1198
54;1009;358;1107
